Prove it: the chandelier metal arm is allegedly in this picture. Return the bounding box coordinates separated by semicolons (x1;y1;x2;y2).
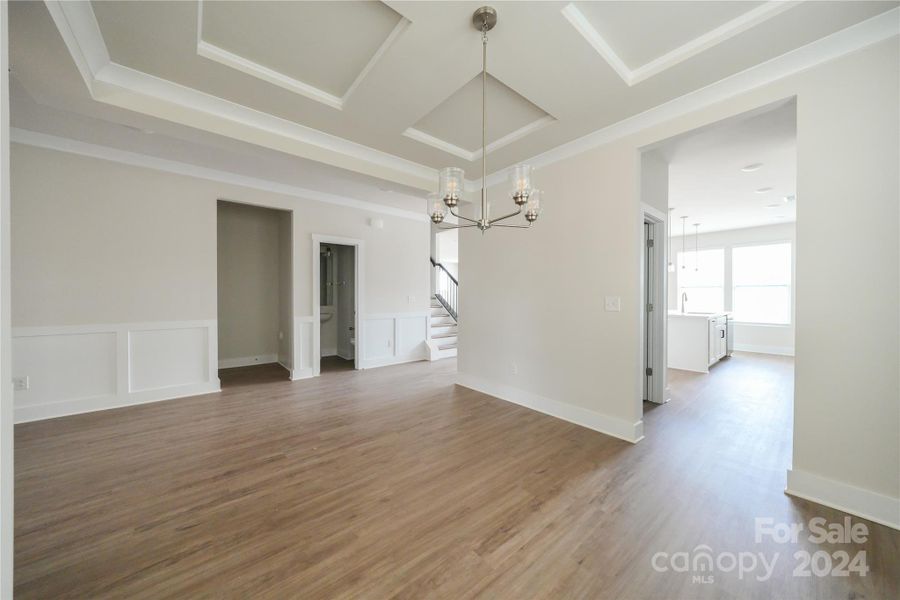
437;223;479;230
486;206;523;225
448;207;479;224
492;222;533;229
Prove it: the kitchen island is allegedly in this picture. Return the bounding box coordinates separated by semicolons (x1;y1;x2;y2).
667;311;731;373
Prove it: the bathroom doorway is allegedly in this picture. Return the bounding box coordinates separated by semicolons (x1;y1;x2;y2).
312;235;363;375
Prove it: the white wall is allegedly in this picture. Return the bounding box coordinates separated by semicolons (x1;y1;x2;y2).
217;201;285;368
0;2;13;593
10;143;430;420
670;223;796;355
459;39;899;527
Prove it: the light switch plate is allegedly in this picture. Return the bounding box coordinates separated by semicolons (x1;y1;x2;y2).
604;296;621;312
12;376;29;391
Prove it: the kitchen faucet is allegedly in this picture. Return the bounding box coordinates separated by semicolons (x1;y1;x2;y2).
681;291;688;313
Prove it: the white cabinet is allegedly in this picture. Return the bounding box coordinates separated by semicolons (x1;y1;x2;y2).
708;316;727;366
669;312;729;373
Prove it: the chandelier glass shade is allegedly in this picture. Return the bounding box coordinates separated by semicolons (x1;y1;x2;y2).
429;6;542;232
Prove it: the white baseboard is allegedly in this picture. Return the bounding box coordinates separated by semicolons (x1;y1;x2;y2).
218;354;278;369
321;347;337;357
15;381;221;423
733;343;795;356
786;468;900;530
360;353;426;370
456;373;644;444
290;367;314;381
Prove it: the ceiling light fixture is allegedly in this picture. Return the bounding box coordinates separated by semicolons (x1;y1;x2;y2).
741;163;763;172
429;6;541;232
782;194;795;203
755;187;773;193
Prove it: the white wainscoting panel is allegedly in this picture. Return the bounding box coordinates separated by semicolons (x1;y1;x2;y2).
13;331;117;410
12;321;219;422
292;316;314;380
364;317;394;363
129;326;209;392
361;312;428;369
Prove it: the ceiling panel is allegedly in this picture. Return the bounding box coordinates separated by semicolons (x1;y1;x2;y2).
575;1;766;68
199;0;404;98
412;73;551;152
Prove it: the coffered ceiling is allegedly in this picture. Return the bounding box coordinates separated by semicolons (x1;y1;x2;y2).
9;0;900;193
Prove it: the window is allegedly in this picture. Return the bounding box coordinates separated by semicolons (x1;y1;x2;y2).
732;243;791;324
677;249;724;313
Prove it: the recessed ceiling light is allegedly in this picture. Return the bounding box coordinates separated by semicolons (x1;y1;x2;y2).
755;187;773;193
782;194;795;203
765;203;781;208
741;163;763;172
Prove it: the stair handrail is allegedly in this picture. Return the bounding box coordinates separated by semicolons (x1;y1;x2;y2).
430;257;458;286
430;257;458;321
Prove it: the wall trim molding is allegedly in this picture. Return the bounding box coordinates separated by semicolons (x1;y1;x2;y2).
404;115;556;162
195;1;410;111
786;468;900;531
482;7;900;188
13;320;220;423
456;373;644;444
15;381;219;424
733;343;795;356
43;0;435;189
10;128;427;222
218;353;278;369
561;1;798;86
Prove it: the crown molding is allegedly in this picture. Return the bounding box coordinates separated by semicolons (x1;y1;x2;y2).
562;1;800;86
11;128;428;222
43;0;435;190
484;7;900;188
405;115;556;163
195;0;409;111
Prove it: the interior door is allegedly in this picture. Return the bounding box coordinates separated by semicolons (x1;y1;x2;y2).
644;222;654;401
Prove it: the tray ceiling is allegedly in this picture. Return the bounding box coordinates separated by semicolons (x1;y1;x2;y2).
11;1;900;190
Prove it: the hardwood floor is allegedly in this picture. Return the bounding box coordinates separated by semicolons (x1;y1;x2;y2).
14;353;899;598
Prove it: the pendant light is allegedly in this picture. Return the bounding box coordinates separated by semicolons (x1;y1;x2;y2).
693;223;700;271
428;6;542;232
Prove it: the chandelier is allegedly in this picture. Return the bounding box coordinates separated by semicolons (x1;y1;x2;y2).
429;6;542;232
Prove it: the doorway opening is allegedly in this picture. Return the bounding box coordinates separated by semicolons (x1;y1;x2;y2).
318;243;356;374
639;99;797;431
312;235;363;376
216;200;293;386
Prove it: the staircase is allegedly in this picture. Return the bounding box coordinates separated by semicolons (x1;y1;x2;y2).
430;296;457;358
428;258;458;360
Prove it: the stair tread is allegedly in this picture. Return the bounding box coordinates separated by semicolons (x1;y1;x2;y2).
438;343;457;350
432;332;457;339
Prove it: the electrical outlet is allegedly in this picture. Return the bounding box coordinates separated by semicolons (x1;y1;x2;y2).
278;331;283;340
13;376;29;391
604;296;621;312
511;362;518;375
408;295;415;304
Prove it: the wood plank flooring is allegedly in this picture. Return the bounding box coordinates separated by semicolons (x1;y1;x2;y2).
15;353;899;598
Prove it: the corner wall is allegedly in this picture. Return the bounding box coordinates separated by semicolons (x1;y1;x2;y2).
458;39;899;526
